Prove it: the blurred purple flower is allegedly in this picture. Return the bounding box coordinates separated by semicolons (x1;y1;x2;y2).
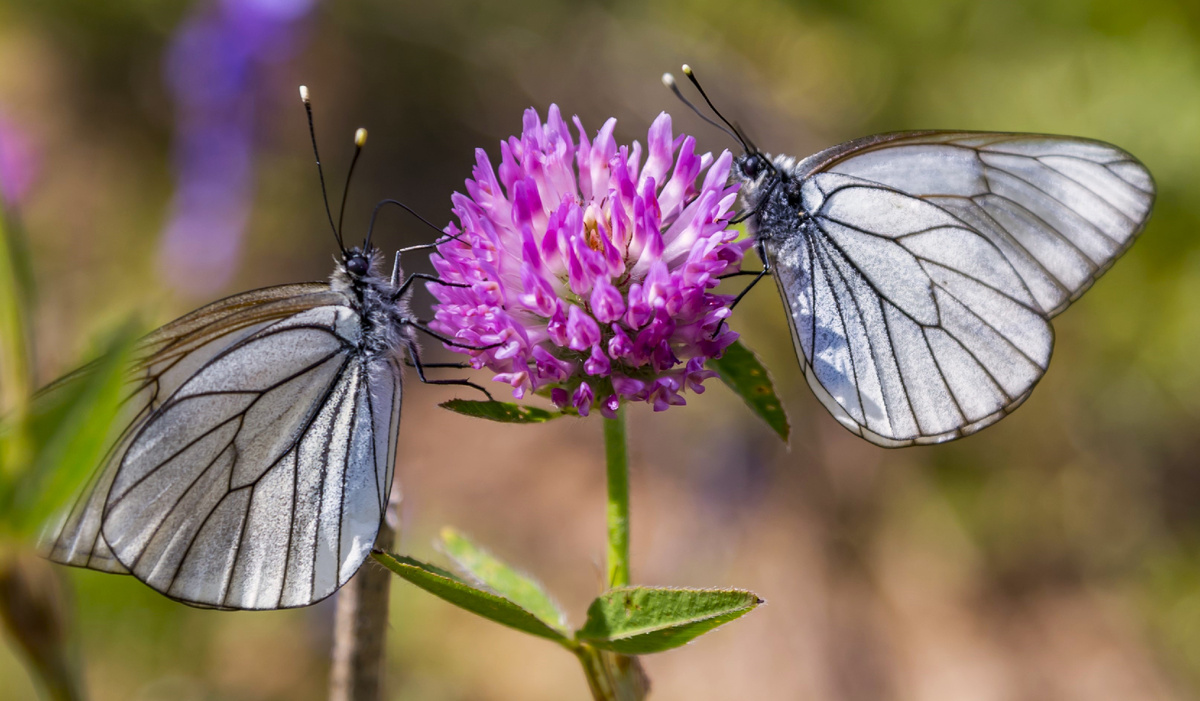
158;0;314;297
429;106;749;416
0;112;38;210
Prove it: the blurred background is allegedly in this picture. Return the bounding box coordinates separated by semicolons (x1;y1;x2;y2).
2;0;1200;698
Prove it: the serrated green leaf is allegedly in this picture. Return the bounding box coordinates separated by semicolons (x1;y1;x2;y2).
439;399;562;423
577;587;762;654
707;340;789;442
439;528;568;634
372;551;571;644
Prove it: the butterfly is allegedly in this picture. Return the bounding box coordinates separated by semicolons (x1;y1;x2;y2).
38;87;484;609
666;67;1155;447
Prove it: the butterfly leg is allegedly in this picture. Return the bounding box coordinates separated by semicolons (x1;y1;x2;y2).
406;319;505;352
404;361;471;370
712;245;771;338
389;270;468;301
403;339;494;401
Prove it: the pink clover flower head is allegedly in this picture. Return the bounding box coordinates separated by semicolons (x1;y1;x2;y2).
428;105;748;414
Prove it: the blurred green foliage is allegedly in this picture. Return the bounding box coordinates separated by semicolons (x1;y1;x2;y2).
1;0;1199;699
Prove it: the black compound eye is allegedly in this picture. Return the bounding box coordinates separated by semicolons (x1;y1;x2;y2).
346;255;369;276
742;154;763;178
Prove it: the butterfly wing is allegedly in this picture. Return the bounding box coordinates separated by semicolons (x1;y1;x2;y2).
102;303;401;609
40;283;342;573
41;283;404;610
767;132;1154;446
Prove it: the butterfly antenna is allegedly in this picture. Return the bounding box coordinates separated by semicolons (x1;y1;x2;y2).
299;85;345;254
337;127;368;245
679;65;755;154
734;122;759;154
364;199;468;252
662;72;743;147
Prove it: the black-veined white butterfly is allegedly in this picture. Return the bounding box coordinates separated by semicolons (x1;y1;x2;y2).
38;87;484;609
666;67;1155;447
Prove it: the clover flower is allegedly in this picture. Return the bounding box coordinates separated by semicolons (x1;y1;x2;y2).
428;106;748;416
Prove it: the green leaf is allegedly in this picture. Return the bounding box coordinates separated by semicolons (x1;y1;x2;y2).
0;203;34;419
707;340;789;442
0;204;33;495
577;587;762;655
438;528;569;634
439;399;561;423
372;551;571;644
5;326;140;536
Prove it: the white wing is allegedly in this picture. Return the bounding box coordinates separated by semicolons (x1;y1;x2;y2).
40;284;403;611
40;283;342;574
808;132;1155;315
769;133;1153;446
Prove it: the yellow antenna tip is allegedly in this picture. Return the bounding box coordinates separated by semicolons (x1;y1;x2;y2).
354;128;368;147
299;85;310;103
682;64;693;76
662;73;676;88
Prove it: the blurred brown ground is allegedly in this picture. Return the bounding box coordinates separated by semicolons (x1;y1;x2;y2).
3;0;1200;698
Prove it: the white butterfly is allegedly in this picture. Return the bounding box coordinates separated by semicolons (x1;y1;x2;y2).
668;68;1155;447
39;89;481;609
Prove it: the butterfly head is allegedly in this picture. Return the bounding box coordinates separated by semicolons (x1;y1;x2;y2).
344;249;370;277
662;66;792;233
340;245;379;280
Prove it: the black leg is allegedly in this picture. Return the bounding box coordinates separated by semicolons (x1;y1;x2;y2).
405;339;494;401
717;269;764;280
407;319;504;351
390;272;468;302
404;360;472;370
713;250;771;338
728;267;769;309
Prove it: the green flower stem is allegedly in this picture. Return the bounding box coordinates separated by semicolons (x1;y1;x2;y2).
578;407;648;701
603;407;630;588
574;644;649;701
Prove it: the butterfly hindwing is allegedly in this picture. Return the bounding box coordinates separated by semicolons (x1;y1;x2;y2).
766;132;1152;446
102;304;399;610
40;283;401;610
39;283;338;574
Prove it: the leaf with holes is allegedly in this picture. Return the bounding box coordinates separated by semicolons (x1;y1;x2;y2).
707;340;789;442
439;399;562;423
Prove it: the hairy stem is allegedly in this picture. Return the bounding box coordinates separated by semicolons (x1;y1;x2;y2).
577;408;648;701
329;486;400;701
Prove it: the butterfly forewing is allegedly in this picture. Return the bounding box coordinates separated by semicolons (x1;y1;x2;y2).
767;132;1153;446
814;132;1155;315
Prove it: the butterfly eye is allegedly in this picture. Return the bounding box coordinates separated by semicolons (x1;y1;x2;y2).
346;255;369;276
742;154;764;178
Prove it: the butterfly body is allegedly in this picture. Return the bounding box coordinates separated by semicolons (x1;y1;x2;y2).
729;132;1154;447
42;247;414;609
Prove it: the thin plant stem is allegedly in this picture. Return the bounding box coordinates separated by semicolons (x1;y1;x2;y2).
575;407;648;701
329;485;400;701
0;552;80;701
603;407;629;589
